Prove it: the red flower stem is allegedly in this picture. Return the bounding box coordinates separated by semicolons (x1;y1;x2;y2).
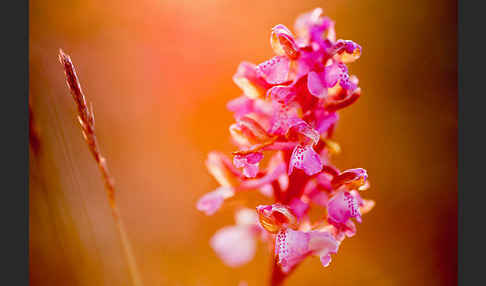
269;247;302;286
272;180;283;202
282;169;308;204
269;150;307;286
270;254;287;286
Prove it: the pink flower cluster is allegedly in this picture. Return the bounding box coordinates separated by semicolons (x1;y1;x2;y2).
197;8;374;275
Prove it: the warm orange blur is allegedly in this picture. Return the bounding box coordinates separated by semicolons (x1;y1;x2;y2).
29;0;457;285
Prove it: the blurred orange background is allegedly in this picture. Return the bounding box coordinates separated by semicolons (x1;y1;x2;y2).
29;0;457;285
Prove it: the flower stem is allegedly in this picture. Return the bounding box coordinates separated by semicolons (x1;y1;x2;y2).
270;255;287;286
270;240;302;286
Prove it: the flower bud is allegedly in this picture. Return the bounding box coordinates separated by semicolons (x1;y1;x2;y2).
331;168;368;190
229;116;271;147
256;204;298;233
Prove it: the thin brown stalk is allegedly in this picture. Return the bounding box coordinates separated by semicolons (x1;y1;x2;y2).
58;49;143;286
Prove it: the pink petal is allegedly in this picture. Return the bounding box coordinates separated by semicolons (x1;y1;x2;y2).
289;144;323;176
324;63;341;88
294;8;324;43
256;56;290;85
233;62;270;99
296;49;321;78
313;109;338;134
268;102;300;136
233;152;263;178
308;230;339;267
287;118;320;145
361;199;375;214
289;198;310;219
275;228;310;273
309;17;335;50
267;85;297;105
227;96;253;118
230;116;270;147
349;190;375;215
307;63;343;99
335;63;357;91
306;188;329;206
327;191;361;225
245;152;264;164
210;225;256;267
275;227;340;272
238;160;286;190
307;63;340;98
307;71;328;98
196;187;234;216
242;164;259;178
320;254;332;267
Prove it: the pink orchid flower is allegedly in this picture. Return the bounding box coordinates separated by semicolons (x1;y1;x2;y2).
197;8;375;285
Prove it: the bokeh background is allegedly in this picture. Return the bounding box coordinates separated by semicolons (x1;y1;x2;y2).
29;0;457;285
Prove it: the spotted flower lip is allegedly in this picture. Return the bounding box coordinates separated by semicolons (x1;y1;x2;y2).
256;56;291;85
267;85;297;105
350;190;375;214
198;7;374;276
289;144;323;176
327;190;361;226
275;228;339;273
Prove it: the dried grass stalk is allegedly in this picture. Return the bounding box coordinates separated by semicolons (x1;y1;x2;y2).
58;49;143;286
